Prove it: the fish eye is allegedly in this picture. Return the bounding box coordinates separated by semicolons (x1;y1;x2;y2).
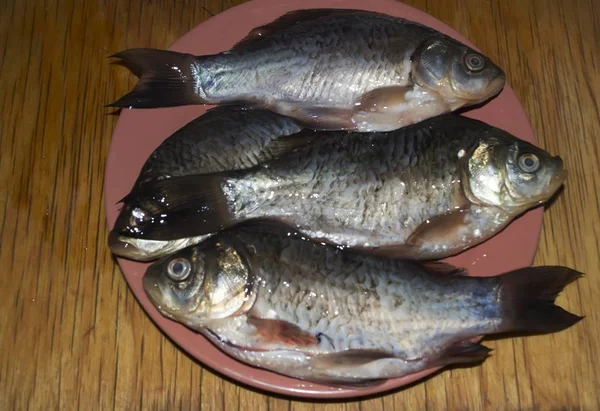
128;207;147;227
464;53;485;72
167;258;191;282
518;153;541;173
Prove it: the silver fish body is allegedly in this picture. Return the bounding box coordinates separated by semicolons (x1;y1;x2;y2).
110;9;505;132
120;114;566;261
143;228;582;384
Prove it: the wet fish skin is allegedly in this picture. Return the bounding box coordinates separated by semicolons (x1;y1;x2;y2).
109;107;305;261
122;114;566;261
143;228;582;384
109;9;505;132
135;107;303;184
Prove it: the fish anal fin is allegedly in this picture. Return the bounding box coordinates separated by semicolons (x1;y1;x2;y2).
247;317;318;347
306;376;388;389
421;261;468;276
310;349;393;370
353;243;423;259
432;341;492;368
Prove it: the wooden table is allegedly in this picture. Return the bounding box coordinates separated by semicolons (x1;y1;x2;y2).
1;0;598;409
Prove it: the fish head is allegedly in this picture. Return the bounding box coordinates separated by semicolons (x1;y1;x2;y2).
412;37;505;109
143;238;255;326
462;134;567;214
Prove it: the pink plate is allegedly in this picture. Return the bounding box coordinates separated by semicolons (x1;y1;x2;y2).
104;0;543;399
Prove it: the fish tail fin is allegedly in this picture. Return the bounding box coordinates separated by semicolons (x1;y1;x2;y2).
130;173;236;240
497;266;583;334
108;48;206;108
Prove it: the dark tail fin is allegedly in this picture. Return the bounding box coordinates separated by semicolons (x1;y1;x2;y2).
498;266;583;334
126;173;236;240
108;48;206;108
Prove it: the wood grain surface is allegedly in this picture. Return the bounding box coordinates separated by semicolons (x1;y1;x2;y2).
1;0;598;409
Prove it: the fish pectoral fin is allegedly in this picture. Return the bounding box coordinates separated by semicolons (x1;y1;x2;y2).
310;349;393;370
355;85;414;111
432;341;492;367
351;86;449;131
406;207;472;257
247;317;318;347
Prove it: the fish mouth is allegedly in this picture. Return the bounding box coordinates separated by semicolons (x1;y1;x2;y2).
142;264;203;323
483;75;506;99
108;230;144;260
460;74;506;105
142;268;166;311
513;159;568;209
108;231;196;262
142;263;180;317
549;165;568;194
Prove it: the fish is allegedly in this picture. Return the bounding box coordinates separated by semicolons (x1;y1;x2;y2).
108;106;314;261
142;227;583;385
111;114;567;262
108;9;505;132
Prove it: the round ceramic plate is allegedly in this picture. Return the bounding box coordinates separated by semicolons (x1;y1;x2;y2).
104;0;543;399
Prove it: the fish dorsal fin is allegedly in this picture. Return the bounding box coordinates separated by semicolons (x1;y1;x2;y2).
231;9;370;49
264;128;324;158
